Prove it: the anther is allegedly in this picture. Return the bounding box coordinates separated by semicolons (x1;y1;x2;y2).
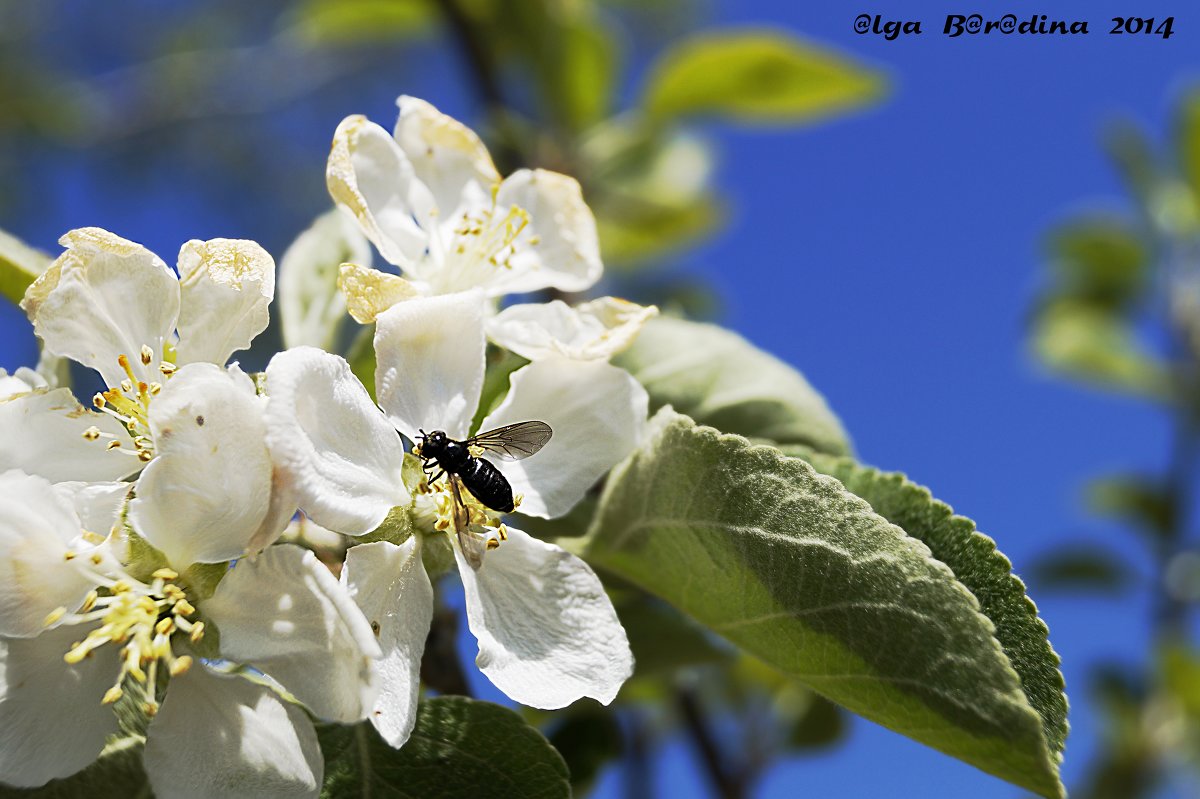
93;393;106;409
170;656;193;676
138;450;153;462
120;379;133;393
43;607;67;626
82;426;101;441
102;686;123;705
159;362;176;376
80;591;99;613
152;568;179;581
140;345;153;365
189;622;205;643
106;440;123;450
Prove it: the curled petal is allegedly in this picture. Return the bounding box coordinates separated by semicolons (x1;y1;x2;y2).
279;208;371;350
0;471;101;637
338;262;420;324
486;169;603;295
342;539;433;748
481;359;649;518
204;545;381;724
457;527;632;708
393;95;500;228
144;664;322;799
375;291;486;441
265;347;408;535
0;625;122;786
327;115;434;272
0;388;137;483
486;297;658;362
175;238;276;366
21;228;179;387
130;364;272;565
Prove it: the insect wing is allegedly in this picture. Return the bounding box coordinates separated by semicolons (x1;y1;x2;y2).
450;475;486;571
467;421;553;461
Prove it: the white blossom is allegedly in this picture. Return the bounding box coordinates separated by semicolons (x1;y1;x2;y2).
327;96;602;298
0;469;380;796
265;289;647;746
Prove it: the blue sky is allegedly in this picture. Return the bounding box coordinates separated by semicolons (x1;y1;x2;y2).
2;1;1198;796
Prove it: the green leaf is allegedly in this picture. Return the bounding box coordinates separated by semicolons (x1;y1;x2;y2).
1046;219;1148;309
285;0;434;46
0;227;51;307
613;316;851;455
786;692;846;750
791;446;1069;763
553;16;617;132
471;347;529;434
1031;299;1170;398
320;697;570;799
1027;546;1136;593
640;30;885;124
346;325;377;402
584;412;1065;798
546;705;623;795
596;195;724;266
1087;475;1175;538
0;737;149;798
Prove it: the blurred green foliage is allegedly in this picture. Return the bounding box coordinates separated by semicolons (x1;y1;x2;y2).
1029;88;1200;797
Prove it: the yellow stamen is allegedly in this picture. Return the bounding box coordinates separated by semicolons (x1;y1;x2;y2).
140;345;153;366
102;686;123;705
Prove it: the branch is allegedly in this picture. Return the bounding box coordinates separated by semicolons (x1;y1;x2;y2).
676;684;747;799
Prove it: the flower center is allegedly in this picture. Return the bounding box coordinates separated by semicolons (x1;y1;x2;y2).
49;567;203;717
446;201;536;277
86;347;177;462
414;477;510;552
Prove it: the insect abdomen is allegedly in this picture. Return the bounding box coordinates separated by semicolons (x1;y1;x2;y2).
459;458;515;513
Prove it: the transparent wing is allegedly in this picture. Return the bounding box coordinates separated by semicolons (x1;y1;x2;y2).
466;420;553;461
450;475;485;571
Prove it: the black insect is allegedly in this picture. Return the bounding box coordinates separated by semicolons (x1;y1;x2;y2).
416;421;553;567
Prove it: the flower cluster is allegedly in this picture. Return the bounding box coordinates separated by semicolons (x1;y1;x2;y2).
0;97;654;795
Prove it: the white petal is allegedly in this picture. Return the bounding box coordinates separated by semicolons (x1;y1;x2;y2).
0;625;122;787
264;347;408;535
486;297;658;362
21;228;179;387
0;471;99;637
204;545;381;724
0;366;47;398
130;363;272;565
486;169;603;295
458;527;632;708
175;239;275;366
375;291;486;440
279;208;370;350
53;480;130;538
393;96;500;227
144;664;322;799
327;115;435;272
342;539;433;748
0;388;137;483
480;359;648;518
